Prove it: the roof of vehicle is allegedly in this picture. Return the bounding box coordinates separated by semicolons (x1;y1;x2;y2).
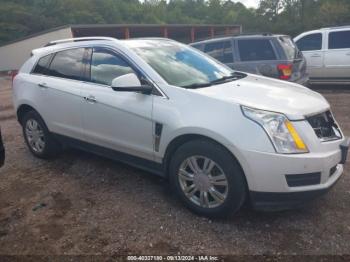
31;37;178;57
294;25;350;40
320;25;350;30
190;33;289;45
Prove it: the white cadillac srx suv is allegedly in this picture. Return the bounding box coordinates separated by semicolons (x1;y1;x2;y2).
13;37;349;217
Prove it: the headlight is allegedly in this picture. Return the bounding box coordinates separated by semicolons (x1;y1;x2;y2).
241;106;308;154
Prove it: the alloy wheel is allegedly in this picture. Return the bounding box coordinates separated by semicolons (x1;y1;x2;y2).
178;156;229;208
25;119;45;153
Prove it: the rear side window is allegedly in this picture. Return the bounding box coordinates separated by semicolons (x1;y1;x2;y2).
47;48;85;80
32;54;52;75
90;48;135;86
329;31;350;49
238;39;276;61
296;33;322;51
204;41;234;63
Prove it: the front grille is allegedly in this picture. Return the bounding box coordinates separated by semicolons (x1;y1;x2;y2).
307;110;342;141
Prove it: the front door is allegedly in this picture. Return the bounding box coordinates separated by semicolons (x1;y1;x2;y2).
295;33;324;79
80;47;154;160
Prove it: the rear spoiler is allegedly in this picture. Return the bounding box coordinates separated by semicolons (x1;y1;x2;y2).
30;49;41;57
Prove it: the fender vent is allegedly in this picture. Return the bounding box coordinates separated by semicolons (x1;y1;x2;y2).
154;122;163;152
329;165;337;177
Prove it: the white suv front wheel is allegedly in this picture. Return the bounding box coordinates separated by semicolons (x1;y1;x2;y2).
169;139;247;218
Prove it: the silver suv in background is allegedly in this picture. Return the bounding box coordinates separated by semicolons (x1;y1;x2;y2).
294;26;350;85
190;34;309;85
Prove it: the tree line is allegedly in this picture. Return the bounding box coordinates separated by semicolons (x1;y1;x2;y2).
1;0;349;45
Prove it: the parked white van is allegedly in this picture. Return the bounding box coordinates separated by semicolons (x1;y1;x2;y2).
294;26;350;85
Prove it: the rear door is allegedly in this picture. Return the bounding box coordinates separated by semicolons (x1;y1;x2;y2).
295;33;324;79
38;48;86;139
80;47;154;161
203;40;234;68
324;29;350;80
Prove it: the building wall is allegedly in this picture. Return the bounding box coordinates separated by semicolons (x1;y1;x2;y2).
0;27;72;71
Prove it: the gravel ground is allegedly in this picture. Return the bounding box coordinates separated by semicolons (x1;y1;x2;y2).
0;77;349;256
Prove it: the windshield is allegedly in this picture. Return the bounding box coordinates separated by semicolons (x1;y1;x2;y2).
126;40;236;88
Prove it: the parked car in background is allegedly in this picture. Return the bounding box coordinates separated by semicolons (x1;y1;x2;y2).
13;37;349;217
190;34;309;85
0;128;4;167
294;26;350;85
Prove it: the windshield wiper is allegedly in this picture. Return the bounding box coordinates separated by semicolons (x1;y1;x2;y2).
210;72;246;85
182;72;246;89
182;82;212;89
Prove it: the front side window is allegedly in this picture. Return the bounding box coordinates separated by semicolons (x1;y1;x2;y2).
329;31;350;49
127;40;234;87
90;48;135;86
47;48;85;80
238;39;277;61
204;41;234;63
32;54;52;75
296;33;322;51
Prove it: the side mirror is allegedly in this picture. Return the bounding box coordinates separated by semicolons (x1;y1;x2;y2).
111;73;153;95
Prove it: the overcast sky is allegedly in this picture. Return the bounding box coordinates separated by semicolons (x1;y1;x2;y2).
233;0;259;8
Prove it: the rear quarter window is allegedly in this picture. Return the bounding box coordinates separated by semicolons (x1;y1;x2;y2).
32;54;52;75
278;36;298;60
237;39;277;61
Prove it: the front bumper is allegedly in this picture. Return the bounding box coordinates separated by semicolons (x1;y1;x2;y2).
250;183;339;211
232;137;349;210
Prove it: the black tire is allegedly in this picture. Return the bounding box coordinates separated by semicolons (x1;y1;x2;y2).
22;110;61;159
169;139;247;218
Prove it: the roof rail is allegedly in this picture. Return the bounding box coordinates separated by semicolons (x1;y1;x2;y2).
237;32;273;36
44;37;117;47
191;32;275;43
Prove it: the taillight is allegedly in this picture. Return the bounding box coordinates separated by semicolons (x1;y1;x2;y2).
277;64;292;80
10;70;18;87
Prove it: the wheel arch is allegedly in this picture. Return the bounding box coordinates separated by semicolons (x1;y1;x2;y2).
163;134;249;188
17;104;41;125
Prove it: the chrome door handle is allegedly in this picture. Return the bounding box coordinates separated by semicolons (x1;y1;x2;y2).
38;83;48;88
84;95;97;103
311;54;321;58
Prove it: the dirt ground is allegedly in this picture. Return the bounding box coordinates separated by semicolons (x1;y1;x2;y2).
0;77;350;256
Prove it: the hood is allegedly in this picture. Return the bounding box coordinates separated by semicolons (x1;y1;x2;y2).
194;74;330;120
